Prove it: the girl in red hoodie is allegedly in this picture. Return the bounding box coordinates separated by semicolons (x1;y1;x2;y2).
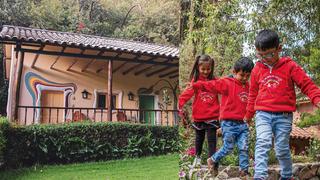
178;54;220;168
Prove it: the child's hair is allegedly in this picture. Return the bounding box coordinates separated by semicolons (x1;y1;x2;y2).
234;57;254;73
189;54;215;82
255;29;280;50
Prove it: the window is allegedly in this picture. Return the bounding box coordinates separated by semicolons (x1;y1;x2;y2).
97;94;106;108
97;93;117;109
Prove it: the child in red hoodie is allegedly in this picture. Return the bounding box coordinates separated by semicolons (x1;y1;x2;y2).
178;54;220;168
192;57;254;177
243;29;320;180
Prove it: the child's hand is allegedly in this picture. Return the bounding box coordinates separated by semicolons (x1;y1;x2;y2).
244;117;252;126
178;109;188;127
316;102;320;108
185;82;193;89
217;128;222;136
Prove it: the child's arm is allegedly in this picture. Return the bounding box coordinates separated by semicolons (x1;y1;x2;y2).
192;79;228;95
290;61;320;106
244;68;259;123
178;85;195;110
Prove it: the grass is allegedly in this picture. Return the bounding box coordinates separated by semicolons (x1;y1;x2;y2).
0;154;179;180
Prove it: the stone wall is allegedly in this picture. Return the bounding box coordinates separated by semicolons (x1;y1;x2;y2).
214;163;320;180
184;163;320;179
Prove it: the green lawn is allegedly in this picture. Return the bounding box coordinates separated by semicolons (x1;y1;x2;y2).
0;154;179;180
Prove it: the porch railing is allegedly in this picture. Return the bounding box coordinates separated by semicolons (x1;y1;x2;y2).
17;106;179;126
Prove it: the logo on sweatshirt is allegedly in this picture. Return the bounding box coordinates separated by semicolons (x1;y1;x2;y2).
261;75;283;88
199;92;215;103
238;92;248;102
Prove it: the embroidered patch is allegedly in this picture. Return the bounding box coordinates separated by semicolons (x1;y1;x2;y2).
199;92;215;102
261;75;283;88
238;92;248;102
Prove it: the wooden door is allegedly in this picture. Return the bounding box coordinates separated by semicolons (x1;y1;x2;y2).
139;95;155;124
41;90;64;124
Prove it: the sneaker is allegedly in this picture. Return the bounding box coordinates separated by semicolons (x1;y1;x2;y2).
192;156;201;167
207;158;218;176
239;170;250;179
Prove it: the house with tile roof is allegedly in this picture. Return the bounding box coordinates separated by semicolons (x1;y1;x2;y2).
0;25;179;125
290;99;319;154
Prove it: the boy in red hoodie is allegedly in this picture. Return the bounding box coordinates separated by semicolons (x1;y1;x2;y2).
179;54;220;168
193;57;254;177
244;29;320;180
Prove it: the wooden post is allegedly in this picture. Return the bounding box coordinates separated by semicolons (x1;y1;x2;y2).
7;44;23;122
107;59;113;121
14;51;25;121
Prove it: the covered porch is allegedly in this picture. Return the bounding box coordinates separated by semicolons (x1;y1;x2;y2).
0;25;179;126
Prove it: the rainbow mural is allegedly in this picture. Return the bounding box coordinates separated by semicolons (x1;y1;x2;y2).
25;72;77;123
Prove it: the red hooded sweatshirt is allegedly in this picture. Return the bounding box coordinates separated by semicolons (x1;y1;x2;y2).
193;77;249;121
178;76;220;122
245;57;320;119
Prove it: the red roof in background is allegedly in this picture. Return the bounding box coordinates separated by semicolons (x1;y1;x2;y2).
290;124;313;139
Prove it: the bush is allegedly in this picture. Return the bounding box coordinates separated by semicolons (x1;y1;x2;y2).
0;117;9;168
297;109;320;128
3;122;179;169
307;138;320;160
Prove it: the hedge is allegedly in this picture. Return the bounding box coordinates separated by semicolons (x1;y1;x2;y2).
0;117;9;168
0;120;179;169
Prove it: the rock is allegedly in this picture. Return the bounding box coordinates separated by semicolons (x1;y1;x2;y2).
224;166;239;178
310;164;319;176
309;177;320;180
216;171;229;180
267;169;280;180
299;166;313;180
293;164;303;176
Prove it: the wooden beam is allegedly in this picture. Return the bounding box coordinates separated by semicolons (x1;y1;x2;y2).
96;67;104;74
50;46;66;69
107;60;113;122
122;55;150;75
146;66;172;77
134;59;173;76
67;49;85;71
113;62;128;73
122;63;145;75
30;45;45;68
159;69;178;78
17;48;178;67
96;53;121;73
169;74;179;79
2;46;7;80
134;65;151;75
81;50;105;72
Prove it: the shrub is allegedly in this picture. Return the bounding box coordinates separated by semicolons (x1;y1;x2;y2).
307;138;320;160
0;117;9;168
3;122;179;168
297;109;320;128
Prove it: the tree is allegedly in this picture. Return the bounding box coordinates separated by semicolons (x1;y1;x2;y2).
179;0;245;88
243;0;320;82
30;0;80;31
110;0;180;45
0;0;33;26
